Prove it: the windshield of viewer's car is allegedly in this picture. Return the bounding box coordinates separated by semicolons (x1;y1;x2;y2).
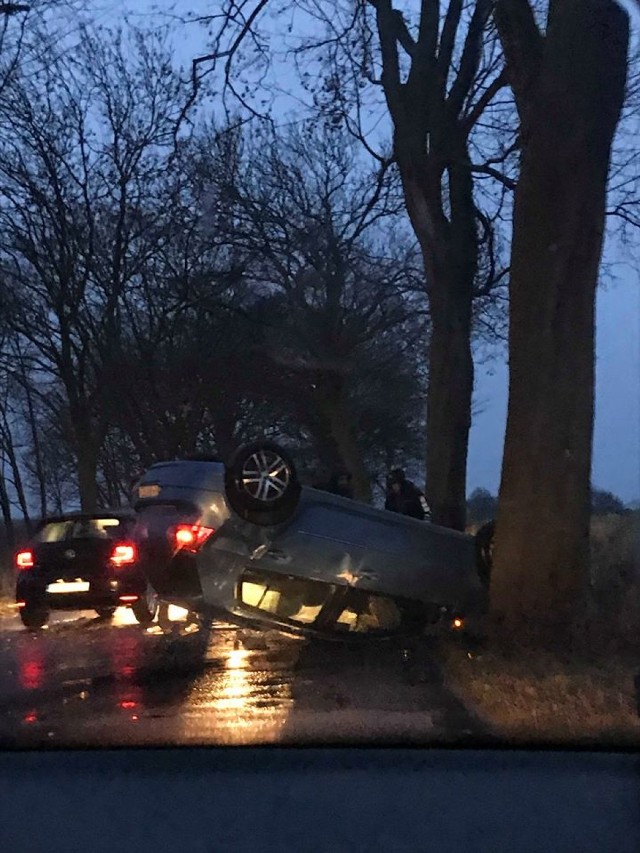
0;0;638;751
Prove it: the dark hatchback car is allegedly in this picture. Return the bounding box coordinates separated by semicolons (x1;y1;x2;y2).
14;511;158;629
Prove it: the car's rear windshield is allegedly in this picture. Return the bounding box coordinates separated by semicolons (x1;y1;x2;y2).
35;518;133;542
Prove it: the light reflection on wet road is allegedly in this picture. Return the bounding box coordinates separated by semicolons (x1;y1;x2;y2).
0;606;485;747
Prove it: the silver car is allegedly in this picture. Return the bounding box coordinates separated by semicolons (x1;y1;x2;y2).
133;442;489;638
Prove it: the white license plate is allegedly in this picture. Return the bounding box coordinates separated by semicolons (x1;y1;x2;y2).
47;581;90;594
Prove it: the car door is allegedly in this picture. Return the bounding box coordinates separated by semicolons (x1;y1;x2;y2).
249;490;481;611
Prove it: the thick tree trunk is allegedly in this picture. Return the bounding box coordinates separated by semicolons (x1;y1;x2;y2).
328;408;372;503
399;142;477;531
426;286;474;530
0;402;30;529
23;378;47;519
8;446;30;530
76;438;100;512
316;372;372;503
492;1;629;634
212;404;240;463
306;413;342;476
0;469;14;547
100;446;121;507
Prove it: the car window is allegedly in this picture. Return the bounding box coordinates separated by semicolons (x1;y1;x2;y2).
34;522;74;543
67;519;127;540
334;594;402;633
240;570;334;625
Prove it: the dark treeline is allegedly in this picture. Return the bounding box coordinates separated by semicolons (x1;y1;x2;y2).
0;25;504;540
0;2;636;644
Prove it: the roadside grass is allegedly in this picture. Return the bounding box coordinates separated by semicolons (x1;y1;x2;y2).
442;511;640;746
0;562;16;615
439;639;640;746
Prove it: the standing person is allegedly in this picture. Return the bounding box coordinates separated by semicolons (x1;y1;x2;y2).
327;469;354;500
385;469;431;521
311;468;355;500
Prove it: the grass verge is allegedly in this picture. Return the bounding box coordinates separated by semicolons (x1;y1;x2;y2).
438;638;640;747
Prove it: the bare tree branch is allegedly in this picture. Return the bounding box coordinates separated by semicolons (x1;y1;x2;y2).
447;0;493;114
462;67;508;132
0;4;30;14
471;162;516;189
436;0;462;85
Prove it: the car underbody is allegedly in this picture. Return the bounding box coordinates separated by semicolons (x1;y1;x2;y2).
134;443;491;640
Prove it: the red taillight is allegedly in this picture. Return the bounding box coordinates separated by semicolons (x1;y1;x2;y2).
16;550;34;570
110;542;137;568
172;524;214;552
119;594;138;603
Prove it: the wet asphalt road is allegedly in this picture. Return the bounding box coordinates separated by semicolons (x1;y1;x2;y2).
0;605;486;748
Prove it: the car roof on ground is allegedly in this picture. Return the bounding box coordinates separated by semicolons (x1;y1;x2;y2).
146;455;224;467
40;509;135;524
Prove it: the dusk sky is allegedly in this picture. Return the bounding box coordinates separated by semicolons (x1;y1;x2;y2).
104;1;639;503
468;272;639;502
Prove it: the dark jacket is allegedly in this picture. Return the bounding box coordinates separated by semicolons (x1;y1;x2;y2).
327;472;354;500
385;479;429;520
313;471;355;500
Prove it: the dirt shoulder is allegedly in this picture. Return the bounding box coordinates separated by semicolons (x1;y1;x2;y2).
438;639;640;747
0;597;17;618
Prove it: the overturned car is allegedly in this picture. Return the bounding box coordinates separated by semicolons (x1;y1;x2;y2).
133;442;490;638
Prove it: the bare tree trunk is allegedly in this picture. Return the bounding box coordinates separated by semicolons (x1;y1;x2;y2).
212;406;239;463
492;0;629;634
400;141;477;530
51;469;63;515
369;0;497;530
0;403;30;529
316;373;372;503
76;438;100;512
328;409;372;503
23;376;47;518
100;446;121;508
426;286;474;530
0;467;14;547
310;419;342;476
7;443;30;530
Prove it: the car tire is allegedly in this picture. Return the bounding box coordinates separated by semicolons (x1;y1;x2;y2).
224;441;301;526
19;604;49;630
475;520;495;588
95;607;116;620
131;586;159;625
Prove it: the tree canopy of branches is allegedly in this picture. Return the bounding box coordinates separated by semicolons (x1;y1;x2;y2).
0;26;189;509
185;0;515;531
0;25;432;517
367;0;511;529
208;122;427;500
